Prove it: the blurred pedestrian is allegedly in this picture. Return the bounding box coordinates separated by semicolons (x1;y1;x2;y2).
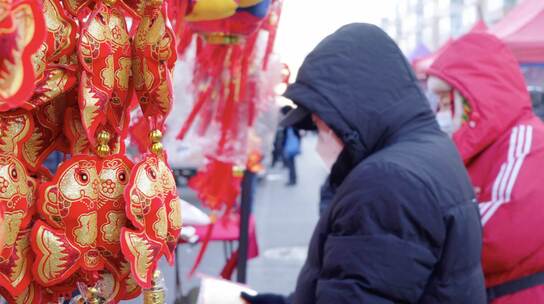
280;106;301;186
428;32;544;304
270;106;290;168
270;105;301;186
270;127;284;168
242;23;485;304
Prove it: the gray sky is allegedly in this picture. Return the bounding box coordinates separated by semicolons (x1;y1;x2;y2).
275;1;395;80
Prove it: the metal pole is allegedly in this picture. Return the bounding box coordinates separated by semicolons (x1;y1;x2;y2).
175;246;182;298
237;170;254;283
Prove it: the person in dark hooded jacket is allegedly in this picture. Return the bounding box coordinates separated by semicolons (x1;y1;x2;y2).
242;23;486;304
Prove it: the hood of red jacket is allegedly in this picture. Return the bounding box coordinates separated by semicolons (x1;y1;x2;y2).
427;33;532;164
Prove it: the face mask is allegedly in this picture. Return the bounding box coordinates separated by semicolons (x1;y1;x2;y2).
315;129;343;172
435;90;464;137
436;110;455;136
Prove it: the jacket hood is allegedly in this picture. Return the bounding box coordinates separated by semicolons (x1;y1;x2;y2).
284;23;437;185
427;33;532;164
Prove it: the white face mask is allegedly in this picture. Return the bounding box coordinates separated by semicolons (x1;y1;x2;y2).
315;129;343;172
435;91;464;137
436;110;455;136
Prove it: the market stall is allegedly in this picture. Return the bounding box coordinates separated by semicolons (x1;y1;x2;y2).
489;0;544;117
490;0;544;65
166;0;285;287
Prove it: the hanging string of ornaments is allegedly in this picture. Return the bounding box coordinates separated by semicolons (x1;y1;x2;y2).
173;0;283;275
0;0;283;302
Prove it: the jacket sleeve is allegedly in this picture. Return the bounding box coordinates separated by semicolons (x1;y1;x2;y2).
315;164;446;304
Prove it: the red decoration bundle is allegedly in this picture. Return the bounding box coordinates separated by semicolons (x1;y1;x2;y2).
0;0;184;301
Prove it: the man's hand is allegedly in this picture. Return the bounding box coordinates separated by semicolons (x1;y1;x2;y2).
240;292;288;304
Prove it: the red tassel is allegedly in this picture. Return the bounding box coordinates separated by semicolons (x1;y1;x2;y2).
189;214;217;277
262;0;283;70
176;82;215;140
220;250;239;280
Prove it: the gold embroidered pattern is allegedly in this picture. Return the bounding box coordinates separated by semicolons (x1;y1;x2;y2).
83;8;107;43
116;57;131;90
158;158;176;193
98;272;120;301
156;32;174;62
125;231;153;283
66;110;90;154
134;12;165;49
43;0;75;59
38;67;70;102
142;56;154;90
3;211;24;247
56;158;98;201
101;55;115;90
80;75;102;138
153;206;167;240
0;0;9;21
13;283;36;304
155;73;171;114
10;229;30;286
0;154;34;200
83;250;100;268
109;9;129;47
101;211;125;243
169;198;182;230
35;225;69;283
32;44;48;78
0;112;32;155
0;4;36;98
63;0;90;16
100;158;130;199
124;274;140;295
22;126;45;168
73;212;98;247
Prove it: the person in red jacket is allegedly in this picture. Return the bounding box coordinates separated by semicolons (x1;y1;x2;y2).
427;32;544;303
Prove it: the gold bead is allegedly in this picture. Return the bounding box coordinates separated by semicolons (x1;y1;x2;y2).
103;0;117;6
144;270;165;304
149;130;163;143
97;131;111;145
97;144;110;157
87;287;99;296
150;142;163;154
143;290;165;304
152;270;162;284
86;287;102;304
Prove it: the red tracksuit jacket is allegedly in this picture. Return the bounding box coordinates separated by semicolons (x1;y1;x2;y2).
429;32;544;303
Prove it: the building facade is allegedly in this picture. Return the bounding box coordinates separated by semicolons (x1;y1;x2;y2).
381;0;520;54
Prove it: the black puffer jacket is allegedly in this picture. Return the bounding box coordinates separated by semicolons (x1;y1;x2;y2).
284;23;486;304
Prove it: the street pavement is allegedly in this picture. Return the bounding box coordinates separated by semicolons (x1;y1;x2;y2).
126;134;326;303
